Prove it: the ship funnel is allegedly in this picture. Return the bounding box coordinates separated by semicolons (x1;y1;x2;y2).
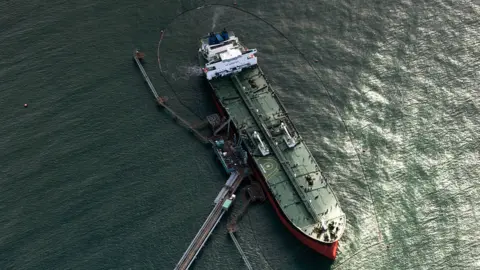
280;122;297;148
253;131;269;156
208;32;217;45
221;28;229;40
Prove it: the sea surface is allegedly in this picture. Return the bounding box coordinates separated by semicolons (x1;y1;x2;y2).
1;1;479;269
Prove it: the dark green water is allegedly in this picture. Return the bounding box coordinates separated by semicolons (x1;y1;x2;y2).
1;1;478;269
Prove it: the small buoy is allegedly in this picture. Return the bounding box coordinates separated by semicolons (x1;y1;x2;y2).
24;103;28;108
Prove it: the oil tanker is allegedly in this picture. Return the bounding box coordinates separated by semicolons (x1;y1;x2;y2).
198;29;346;259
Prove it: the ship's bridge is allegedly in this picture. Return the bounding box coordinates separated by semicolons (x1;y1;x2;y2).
200;30;242;62
219;49;242;61
199;29;257;80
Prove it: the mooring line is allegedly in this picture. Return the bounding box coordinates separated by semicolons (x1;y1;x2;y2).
155;0;383;246
157;30;165;72
155;28;201;120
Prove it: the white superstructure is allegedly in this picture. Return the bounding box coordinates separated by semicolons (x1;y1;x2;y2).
199;30;257;80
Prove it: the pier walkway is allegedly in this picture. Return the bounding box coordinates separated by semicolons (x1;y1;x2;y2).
133;50;209;144
133;49;252;270
174;171;245;270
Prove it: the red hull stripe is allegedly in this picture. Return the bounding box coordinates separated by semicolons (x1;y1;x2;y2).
251;164;338;260
211;92;338;260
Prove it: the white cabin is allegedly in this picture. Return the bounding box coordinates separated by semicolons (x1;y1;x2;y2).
199;30;257;80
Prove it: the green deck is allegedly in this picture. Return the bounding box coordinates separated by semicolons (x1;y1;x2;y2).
209;67;346;243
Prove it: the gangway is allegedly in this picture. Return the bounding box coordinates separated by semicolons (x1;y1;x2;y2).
174;170;245;270
214;171;239;204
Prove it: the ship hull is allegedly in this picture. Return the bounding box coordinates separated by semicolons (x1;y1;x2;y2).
210;91;338;260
